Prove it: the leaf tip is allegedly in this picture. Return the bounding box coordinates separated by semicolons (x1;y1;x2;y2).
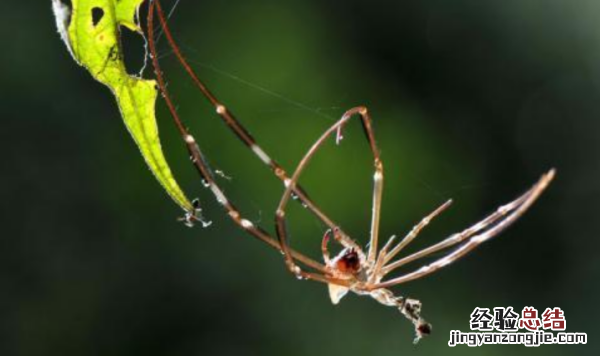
51;0;77;61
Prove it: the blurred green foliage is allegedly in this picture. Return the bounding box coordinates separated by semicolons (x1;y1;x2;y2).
0;0;598;355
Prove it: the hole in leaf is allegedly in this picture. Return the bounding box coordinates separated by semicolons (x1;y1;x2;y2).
92;7;104;27
120;25;148;76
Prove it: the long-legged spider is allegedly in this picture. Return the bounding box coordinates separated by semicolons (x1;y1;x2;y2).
146;0;555;343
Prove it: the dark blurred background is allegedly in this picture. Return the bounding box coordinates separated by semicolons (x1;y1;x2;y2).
1;0;598;355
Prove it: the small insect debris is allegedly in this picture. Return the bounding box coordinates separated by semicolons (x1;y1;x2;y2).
146;0;555;343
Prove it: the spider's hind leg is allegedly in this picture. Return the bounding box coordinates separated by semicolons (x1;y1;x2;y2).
369;288;432;343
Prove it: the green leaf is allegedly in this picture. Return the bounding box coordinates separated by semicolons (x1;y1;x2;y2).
52;0;193;212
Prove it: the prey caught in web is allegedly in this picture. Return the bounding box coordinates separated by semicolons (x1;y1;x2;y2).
144;0;555;343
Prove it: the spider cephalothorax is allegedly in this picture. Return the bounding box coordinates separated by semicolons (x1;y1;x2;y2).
323;230;364;276
336;249;361;274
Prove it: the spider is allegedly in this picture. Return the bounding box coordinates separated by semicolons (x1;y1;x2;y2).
146;0;555;343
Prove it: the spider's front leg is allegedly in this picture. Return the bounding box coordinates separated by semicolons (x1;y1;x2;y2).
274;208;303;276
274;107;381;279
149;0;362;248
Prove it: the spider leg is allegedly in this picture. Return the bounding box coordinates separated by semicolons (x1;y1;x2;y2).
368;288;432;343
366;198;451;283
381;172;548;276
373;169;555;288
382;199;453;266
321;229;333;264
275;107;380;276
369;235;396;284
332;107;385;265
147;0;329;276
150;0;350;240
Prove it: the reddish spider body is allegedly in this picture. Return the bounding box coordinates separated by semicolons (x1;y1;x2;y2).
335;249;361;275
